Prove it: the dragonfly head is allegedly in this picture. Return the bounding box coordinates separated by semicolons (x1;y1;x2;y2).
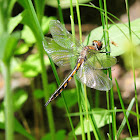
92;40;103;51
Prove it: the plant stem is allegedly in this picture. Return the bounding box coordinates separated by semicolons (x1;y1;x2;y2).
26;0;56;139
3;62;14;140
1;0;14;139
99;0;117;139
75;1;87;139
38;42;56;140
76;0;82;42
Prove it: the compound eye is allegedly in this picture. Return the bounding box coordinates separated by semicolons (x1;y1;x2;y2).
92;40;96;46
97;41;103;50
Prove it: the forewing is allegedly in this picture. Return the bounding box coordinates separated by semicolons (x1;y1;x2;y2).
43;37;77;67
49;20;83;52
86;53;117;69
76;63;112;91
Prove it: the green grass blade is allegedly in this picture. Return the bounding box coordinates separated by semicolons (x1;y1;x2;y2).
34;0;45;24
118;101;135;138
69;2;84;139
125;0;140;138
99;0;116;139
57;0;64;23
125;0;132;40
102;1;113;137
110;88;117;140
115;79;133;139
107;133;112;140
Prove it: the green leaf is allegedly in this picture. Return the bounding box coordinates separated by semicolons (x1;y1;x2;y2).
17;0;29;9
124;136;139;140
41;129;66;140
34;0;45;23
0;33;9;60
41;16;56;35
10;57;22;74
33;89;44;99
55;129;66;140
16;53;50;77
21;25;36;44
8;13;23;33
0;31;20;64
122;42;140;69
56;88;77;108
75;108;112;135
13;90;28;111
8;0;17;16
33;83;57;99
14;43;31;55
19;9;41;41
0;110;35;140
19;9;43;43
46;0;92;9
48;82;57;95
84;18;140;57
14;118;35;140
0;111;5;125
21;16;55;44
0;90;28;112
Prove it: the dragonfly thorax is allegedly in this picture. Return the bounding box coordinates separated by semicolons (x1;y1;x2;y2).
79;46;88;59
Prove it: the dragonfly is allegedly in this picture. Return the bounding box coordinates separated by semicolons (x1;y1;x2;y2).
43;20;117;106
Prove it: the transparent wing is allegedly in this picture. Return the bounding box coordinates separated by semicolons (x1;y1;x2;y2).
49;20;83;52
86;52;117;69
76;63;112;91
43;37;78;67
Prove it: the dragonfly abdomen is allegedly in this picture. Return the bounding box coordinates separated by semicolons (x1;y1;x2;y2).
45;58;84;106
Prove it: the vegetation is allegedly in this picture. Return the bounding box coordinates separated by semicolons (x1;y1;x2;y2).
0;0;140;140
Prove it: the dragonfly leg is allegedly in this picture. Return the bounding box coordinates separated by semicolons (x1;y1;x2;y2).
99;51;110;54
